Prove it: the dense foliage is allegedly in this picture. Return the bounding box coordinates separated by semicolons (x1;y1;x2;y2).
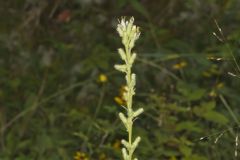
1;0;240;159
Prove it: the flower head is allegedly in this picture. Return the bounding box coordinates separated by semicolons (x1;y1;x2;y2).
114;96;125;105
116;17;141;50
98;73;108;83
172;61;187;70
73;151;89;160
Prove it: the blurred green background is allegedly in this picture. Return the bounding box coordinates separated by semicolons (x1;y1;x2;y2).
1;0;240;159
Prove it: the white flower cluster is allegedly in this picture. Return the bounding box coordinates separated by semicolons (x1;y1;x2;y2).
117;17;141;50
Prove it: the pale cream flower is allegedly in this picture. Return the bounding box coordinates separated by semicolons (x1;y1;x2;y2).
116;17;141;50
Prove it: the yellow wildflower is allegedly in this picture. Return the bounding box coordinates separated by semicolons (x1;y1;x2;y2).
216;82;224;89
114;96;125;105
114;85;127;105
98;74;108;83
74;151;89;160
119;85;127;95
209;90;217;97
172;61;187;70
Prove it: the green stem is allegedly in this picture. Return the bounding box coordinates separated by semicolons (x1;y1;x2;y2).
219;94;240;125
126;47;133;160
128;118;133;160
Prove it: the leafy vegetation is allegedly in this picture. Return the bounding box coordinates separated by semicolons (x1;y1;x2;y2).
1;0;240;160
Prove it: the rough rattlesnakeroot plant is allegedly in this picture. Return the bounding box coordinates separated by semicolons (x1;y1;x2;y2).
115;17;144;160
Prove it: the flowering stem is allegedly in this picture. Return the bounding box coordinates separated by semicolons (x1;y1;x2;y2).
115;17;144;160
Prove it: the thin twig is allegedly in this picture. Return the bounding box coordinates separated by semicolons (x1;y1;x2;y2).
219;94;240;125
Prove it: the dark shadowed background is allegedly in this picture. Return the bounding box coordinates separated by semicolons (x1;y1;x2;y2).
1;0;240;159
